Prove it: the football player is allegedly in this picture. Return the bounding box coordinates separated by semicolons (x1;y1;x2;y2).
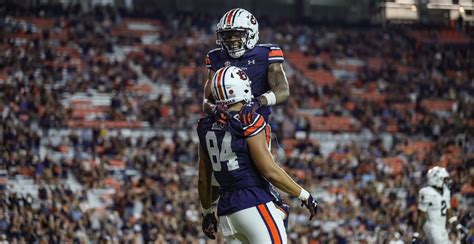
412;166;468;243
203;8;289;120
197;66;318;243
202;7;291;229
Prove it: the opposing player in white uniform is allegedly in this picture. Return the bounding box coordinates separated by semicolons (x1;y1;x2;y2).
412;166;468;244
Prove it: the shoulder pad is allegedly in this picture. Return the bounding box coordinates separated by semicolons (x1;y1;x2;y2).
207;48;221;55
256;43;281;50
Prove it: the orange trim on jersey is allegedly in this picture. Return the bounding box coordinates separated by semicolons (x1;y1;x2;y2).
269;50;284;58
226;9;237;26
216;68;225;100
265;125;271;148
205;56;211;65
243;116;265;137
257;204;282;244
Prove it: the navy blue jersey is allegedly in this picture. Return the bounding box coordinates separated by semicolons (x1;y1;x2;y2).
206;44;284;121
197;111;274;216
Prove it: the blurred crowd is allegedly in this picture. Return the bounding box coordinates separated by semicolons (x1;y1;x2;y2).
0;3;473;244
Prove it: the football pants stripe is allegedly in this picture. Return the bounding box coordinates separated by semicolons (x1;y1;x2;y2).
257;203;282;244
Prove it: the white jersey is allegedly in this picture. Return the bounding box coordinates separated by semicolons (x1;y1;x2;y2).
418;185;451;227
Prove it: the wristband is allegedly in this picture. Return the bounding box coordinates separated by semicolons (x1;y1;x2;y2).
262;91;277;106
202;207;215;215
202;199;218;215
413;232;420;238
298;188;310;201
449;216;458;224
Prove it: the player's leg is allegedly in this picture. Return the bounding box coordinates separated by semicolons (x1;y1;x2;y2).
224;233;250;244
423;225;450;244
229;201;287;244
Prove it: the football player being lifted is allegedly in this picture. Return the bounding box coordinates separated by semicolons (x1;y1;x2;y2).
197;66;318;243
202;8;292;230
412;166;468;243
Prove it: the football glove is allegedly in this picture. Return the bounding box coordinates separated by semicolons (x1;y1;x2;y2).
411;232;421;244
301;195;319;221
202;212;218;240
456;224;468;243
239;97;261;125
214;103;231;124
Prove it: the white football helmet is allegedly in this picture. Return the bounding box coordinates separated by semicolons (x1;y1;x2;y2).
427;166;450;188
211;66;253;105
216;8;259;58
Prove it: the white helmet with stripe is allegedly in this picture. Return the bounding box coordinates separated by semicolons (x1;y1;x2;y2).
216;8;259;58
211;66;253;105
427;166;450;188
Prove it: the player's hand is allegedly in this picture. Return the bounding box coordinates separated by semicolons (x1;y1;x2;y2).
202;212;218;240
300;195;319;221
214;103;231;124
239;97;261;125
411;232;421;244
456;224;468;243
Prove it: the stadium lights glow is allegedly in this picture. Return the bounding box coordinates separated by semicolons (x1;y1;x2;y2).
384;2;418;9
459;6;465;13
426;3;474;10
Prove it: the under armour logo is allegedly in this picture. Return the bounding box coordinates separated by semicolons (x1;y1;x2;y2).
248;60;255;65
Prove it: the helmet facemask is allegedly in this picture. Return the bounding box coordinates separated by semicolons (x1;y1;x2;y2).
217;30;248;58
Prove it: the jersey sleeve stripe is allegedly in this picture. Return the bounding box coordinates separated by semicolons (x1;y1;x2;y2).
205;56;211;65
243;114;261;129
268;57;284;61
243;116;266;137
269;50;284;58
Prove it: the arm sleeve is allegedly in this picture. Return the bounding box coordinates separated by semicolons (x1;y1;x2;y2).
268;46;284;64
243;113;267;138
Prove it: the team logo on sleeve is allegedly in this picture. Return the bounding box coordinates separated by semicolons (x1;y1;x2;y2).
225;61;231;67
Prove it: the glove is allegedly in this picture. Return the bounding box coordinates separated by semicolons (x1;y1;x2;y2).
239;97;261;125
214;103;231;124
411;232;421;244
202;212;218;240
456;224;468;243
301;195;319;221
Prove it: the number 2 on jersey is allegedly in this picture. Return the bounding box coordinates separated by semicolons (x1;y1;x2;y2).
441;200;447;216
205;131;239;172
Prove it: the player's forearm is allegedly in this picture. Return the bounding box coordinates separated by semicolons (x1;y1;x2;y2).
258;89;289;106
198;173;212;209
414;210;426;235
198;146;214;209
263;63;289;106
265;165;304;198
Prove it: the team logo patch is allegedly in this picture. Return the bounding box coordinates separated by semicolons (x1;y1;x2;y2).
224;61;231;67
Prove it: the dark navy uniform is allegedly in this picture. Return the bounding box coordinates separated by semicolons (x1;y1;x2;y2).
197;111;275;216
206;44;285;122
